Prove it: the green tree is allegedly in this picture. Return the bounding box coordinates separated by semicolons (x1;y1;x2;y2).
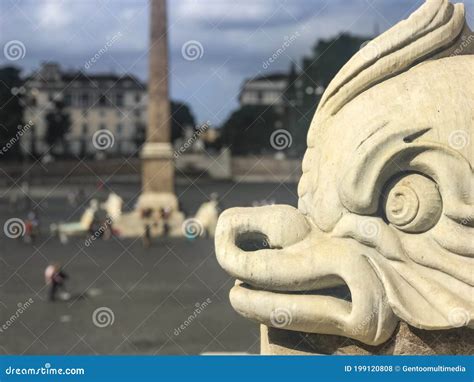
171;101;196;143
45;100;71;156
287;33;370;156
0;66;24;160
221;106;279;155
134;122;146;152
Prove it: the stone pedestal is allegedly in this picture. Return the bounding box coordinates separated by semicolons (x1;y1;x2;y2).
133;142;184;237
261;324;474;355
141;142;175;195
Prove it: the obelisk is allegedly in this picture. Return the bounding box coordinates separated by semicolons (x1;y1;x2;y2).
138;0;178;213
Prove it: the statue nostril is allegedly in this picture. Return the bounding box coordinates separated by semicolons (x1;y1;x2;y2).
235;231;281;252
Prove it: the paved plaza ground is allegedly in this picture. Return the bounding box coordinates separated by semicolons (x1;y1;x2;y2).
0;181;297;355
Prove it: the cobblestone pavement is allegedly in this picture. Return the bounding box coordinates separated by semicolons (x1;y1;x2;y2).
0;181;298;354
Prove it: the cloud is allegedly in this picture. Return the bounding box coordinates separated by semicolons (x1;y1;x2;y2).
173;0;328;29
38;1;72;29
1;0;472;126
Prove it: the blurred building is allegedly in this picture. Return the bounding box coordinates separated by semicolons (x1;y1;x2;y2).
239;73;288;111
223;33;374;157
23;62;147;157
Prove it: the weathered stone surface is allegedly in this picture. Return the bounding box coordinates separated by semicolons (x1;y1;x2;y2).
215;0;473;352
142;0;174;195
261;323;474;355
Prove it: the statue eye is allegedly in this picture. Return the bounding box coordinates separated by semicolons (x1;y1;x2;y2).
383;173;442;233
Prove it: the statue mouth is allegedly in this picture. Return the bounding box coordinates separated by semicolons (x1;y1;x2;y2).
229;280;354;335
233;280;352;299
215;204;399;344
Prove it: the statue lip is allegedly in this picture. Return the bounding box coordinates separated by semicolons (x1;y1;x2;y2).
229;281;353;335
232;280;351;299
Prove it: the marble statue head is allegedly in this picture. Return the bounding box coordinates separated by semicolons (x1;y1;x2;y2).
215;0;473;345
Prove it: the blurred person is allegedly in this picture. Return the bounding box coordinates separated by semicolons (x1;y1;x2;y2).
66;190;77;207
96;180;105;192
19;181;32;211
160;207;171;237
44;263;69;302
90;206;109;239
141;208;154;248
24;210;40;243
143;223;152;248
77;188;86;204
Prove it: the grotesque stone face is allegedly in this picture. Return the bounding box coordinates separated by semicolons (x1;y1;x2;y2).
215;0;473;345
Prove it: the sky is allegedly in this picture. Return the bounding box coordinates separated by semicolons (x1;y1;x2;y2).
1;0;473;126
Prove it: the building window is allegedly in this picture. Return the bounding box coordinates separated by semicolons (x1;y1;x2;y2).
117;123;122;135
82;124;88;134
134;109;141;119
99;94;107;106
64;93;72;106
80;92;89;107
115;93;124;107
134;93;141;103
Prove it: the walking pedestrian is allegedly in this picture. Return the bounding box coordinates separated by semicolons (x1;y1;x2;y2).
44;263;69;302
